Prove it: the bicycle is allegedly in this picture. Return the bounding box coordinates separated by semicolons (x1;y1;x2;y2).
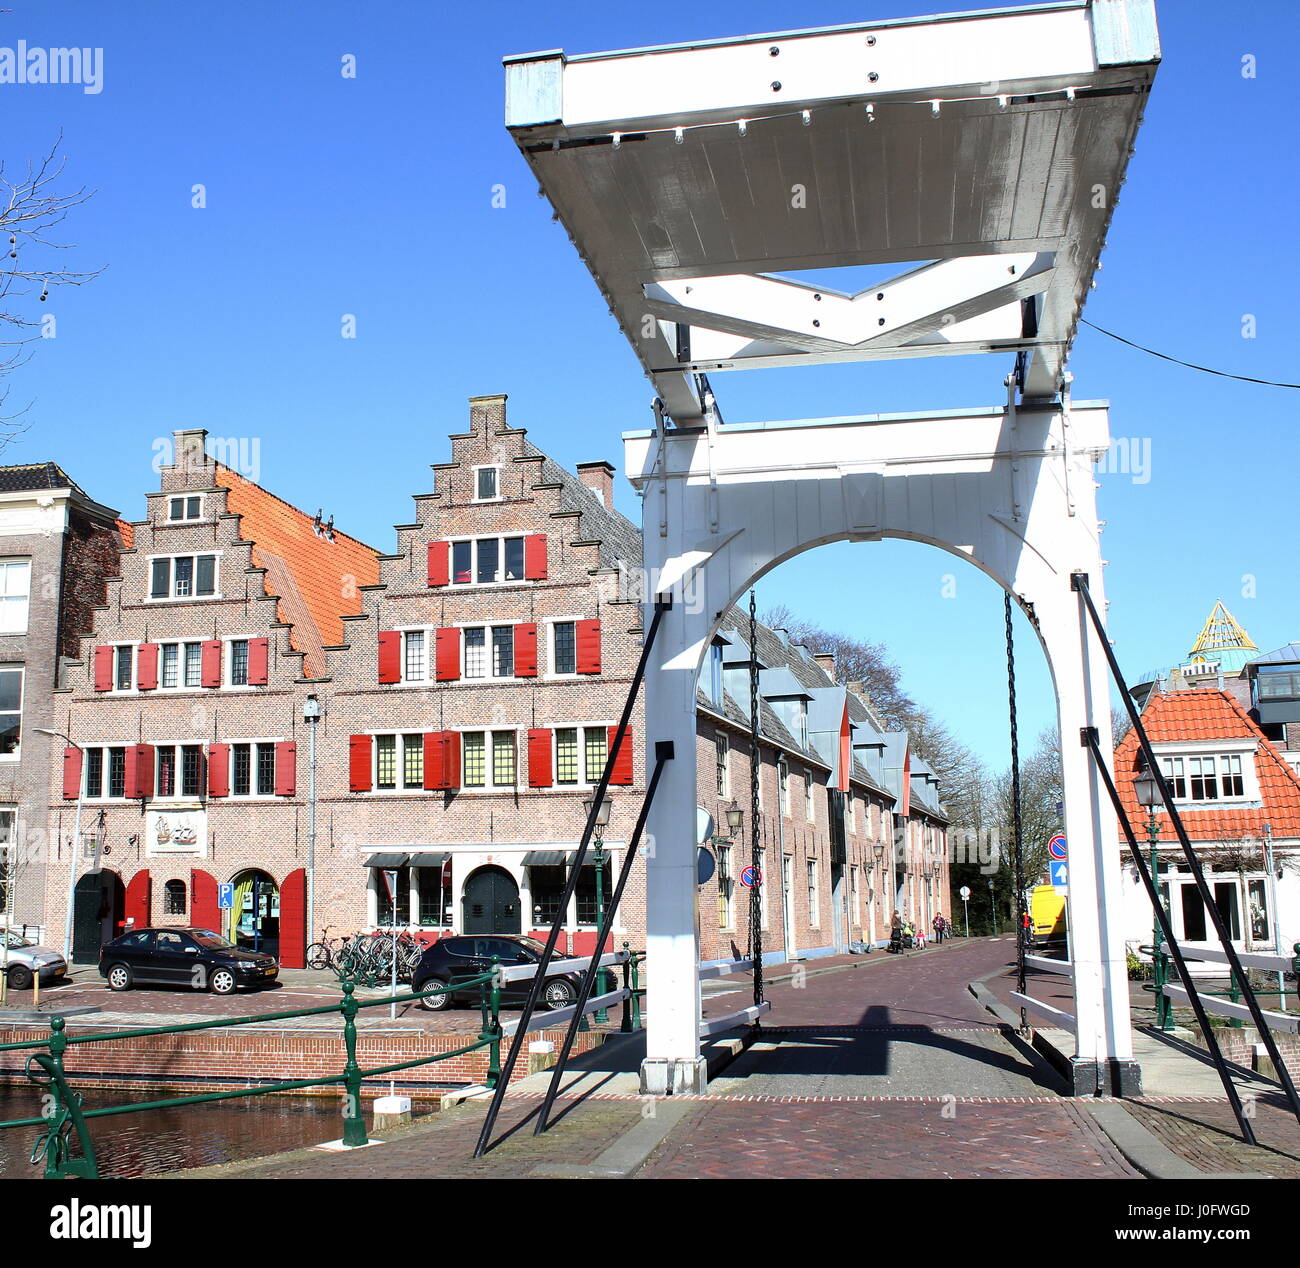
305;927;338;971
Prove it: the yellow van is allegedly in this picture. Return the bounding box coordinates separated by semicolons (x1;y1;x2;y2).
1029;884;1067;948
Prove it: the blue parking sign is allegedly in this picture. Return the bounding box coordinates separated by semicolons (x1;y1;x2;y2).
217;882;235;910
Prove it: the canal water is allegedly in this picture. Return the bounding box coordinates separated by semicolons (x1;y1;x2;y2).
0;1085;442;1179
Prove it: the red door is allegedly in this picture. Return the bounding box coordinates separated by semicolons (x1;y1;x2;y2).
280;868;307;968
191;869;220;931
124;871;152;933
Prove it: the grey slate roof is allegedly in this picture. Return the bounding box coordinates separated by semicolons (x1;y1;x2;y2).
1248;644;1300;668
0;461;87;496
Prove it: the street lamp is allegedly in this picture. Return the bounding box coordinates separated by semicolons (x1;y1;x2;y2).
1134;761;1173;1030
725;799;744;836
36;728;84;964
987;874;997;935
582;793;613;1019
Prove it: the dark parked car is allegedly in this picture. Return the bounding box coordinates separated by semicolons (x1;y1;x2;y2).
412;935;580;1012
98;927;279;995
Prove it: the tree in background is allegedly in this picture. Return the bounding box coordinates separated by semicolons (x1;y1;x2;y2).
1;134;100;446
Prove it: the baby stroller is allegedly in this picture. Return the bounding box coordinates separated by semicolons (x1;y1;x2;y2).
888;925;915;954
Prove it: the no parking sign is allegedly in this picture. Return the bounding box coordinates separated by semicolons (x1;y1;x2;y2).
740;866;762;888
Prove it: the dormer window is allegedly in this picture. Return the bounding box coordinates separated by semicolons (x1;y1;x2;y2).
1160;751;1251;803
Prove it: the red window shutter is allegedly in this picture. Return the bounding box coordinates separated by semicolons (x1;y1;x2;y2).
274;741;297;796
124;871;152;932
423;731;447;791
201;639;223;688
378;630;401;683
576;619;602;674
514;623;538;677
93;645;113;692
349;734;373;792
608;725;634;785
435;627;461;681
124;743;155;800
62;747;83;800
528;728;553;787
524;533;548;580
137;643;159;691
247;637;270;686
442;731;461;790
207;743;230;797
427;540;450;587
190;869;219;929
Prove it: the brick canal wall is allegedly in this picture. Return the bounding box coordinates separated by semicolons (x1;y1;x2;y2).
0;1022;610;1097
1188;1023;1300;1083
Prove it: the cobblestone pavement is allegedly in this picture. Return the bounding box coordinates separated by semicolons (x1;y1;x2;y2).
638;1098;1140;1179
1126;1094;1300;1179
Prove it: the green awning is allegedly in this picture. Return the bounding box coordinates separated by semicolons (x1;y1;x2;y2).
409;852;450;869
523;851;570;867
365;853;410;869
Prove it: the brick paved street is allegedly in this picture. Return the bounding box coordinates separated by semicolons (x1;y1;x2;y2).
1126;1095;1300;1179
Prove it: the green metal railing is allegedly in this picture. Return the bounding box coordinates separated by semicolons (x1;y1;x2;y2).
0;965;503;1179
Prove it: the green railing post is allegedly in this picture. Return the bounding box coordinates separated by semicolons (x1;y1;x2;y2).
339;978;369;1147
1152;943;1174;1031
1228;973;1244;1029
620;942;633;1034
479;958;503;1089
630;951;642;1031
30;1017;99;1179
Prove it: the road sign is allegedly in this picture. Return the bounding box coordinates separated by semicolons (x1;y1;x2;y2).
740;866;762;888
696;846;716;886
1047;834;1067;861
959;885;971;899
1050;859;1069;890
217;882;235;910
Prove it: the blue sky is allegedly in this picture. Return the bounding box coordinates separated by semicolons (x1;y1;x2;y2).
4;1;1297;773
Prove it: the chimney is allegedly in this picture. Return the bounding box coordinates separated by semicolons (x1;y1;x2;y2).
576;460;615;509
468;393;508;435
813;652;836;682
172;429;210;482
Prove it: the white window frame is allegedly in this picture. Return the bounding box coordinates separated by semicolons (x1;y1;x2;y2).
458;727;520;793
806;858;820;927
0;559;32;635
369;730;427;794
153;741;207;802
471;465;501;502
146;551;223;602
544;616;584;680
225;738;283;800
1155;739;1259;805
107;642;136;694
715;731;729;798
81;744;131;801
459;622;519;681
777;756;790;816
166;493;205;522
717;844;735;929
551;723;611;790
0;665;22;762
804;767;816;821
447;535;528;588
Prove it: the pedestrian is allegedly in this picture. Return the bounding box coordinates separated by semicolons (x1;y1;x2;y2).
889;910;904;954
932;912;946;943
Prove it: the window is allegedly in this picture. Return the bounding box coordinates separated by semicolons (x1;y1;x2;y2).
373;733;424;791
168;495;202;521
807;859;820;926
375;866;410;927
554;726;608;787
474;467;499;501
715;732;729;797
460;730;517;790
850;864;860;923
1221;754;1244;798
155;744;203;799
164;879;188;915
0;560;31;634
449;536;526;586
552;622;577;675
778;757;789;816
404;630;426;681
1258;670;1300;700
529;865;566;927
492;626;513;678
804;768;816;820
229;640;249;686
149;554;218;600
0;668;20;758
114;645;133;691
0;807;14;911
758;845;769;928
717;845;734;928
231;742;277;797
461;625;515;679
416;865;447;926
706;640;723;705
1162;752;1251;803
82;746;126;799
464;627;486;678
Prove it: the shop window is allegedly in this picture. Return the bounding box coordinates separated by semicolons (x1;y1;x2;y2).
164;879;187;915
529;865;566;927
575;860;613;926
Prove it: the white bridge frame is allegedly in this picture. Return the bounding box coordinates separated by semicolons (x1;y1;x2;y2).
505;0;1161;1096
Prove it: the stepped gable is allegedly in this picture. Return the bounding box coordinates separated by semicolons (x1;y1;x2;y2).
1115;689;1300;839
212;464;380;676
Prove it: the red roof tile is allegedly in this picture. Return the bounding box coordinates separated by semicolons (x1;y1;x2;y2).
212;465;379;676
1114;690;1300;841
115;519;135;549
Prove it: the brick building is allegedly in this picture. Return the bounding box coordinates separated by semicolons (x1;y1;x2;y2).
0;463;124;936
45;398;947;966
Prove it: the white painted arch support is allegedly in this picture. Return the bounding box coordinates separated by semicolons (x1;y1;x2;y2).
627;400;1140;1097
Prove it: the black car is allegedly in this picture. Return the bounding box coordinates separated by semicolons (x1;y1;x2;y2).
412;935;580;1012
98;927;279;995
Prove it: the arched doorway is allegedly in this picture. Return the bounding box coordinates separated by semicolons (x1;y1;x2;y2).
462;866;521;935
71;869;126;964
227;869;279;957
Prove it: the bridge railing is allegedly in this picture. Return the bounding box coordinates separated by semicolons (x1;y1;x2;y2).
0;950;647;1179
